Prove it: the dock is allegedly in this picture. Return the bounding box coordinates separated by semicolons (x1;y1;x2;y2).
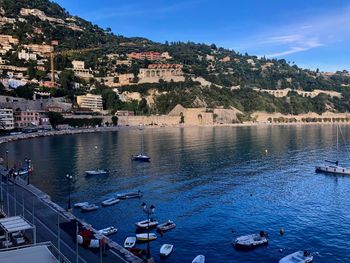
0;166;143;263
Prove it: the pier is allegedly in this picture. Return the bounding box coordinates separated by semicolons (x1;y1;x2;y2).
0;166;143;263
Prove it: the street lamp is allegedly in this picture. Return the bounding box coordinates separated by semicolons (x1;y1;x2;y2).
65;173;73;211
5;150;8;171
141;202;155;262
25;158;31;185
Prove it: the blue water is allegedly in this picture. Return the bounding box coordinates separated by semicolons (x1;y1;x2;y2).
2;125;350;262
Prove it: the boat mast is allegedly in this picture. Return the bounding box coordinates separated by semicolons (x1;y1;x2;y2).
337;125;339;161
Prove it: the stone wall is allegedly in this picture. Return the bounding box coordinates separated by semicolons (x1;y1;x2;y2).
118;115;180;126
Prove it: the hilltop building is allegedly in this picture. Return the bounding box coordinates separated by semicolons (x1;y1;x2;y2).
71;60;94;79
138;64;184;83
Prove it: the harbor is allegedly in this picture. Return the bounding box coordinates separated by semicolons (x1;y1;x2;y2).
0;125;350;262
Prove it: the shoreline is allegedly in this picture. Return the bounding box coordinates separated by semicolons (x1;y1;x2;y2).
1;121;349;145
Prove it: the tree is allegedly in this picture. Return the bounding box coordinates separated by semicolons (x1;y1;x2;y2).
47;112;64;129
111;116;118;126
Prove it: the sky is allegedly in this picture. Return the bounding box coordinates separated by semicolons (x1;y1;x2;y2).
54;0;350;72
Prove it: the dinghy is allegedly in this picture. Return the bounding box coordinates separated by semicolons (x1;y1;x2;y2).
101;197;120;206
136;233;157;241
233;231;268;249
85;169;109;176
124;237;136;248
136;219;158;229
14;169;29;176
117;191;143;199
81;204;98;212
160;244;174;257
157;220;176;232
98;226;117;236
74;202;89;208
279;251;313;263
192;255;205;263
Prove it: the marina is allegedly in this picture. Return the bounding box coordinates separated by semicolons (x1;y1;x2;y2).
2;125;350;262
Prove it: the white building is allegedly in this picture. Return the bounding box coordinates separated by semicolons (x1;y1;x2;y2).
0;108;14;130
71;60;93;79
18;49;37;61
76;93;103;112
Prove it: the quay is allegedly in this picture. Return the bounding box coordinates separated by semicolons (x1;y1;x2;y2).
0;166;143;263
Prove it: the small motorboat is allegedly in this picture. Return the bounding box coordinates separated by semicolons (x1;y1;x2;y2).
192;255;205;263
74;202;89;208
233;231;268;249
132;154;150;162
101;197;120;206
157;220;176;232
85;169;110;176
81;204;98;212
160;244;174;257
124;237;136;248
136;233;157;242
117;190;143;199
98;226;117;236
279;251;313;263
14;169;29;176
136;219;159;229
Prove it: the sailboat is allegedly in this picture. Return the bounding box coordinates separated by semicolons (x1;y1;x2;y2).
315;125;350;175
132;125;150;162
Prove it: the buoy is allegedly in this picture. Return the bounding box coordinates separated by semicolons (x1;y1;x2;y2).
279;248;283;253
94;145;98;149
265;149;268;154
280;228;284;236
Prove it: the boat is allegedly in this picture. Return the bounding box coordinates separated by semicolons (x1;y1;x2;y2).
192;255;205;263
233;231;268;249
98;226;117;236
85;169;110;176
315;125;350;175
157;220;176;232
136;233;157;241
14;169;29;176
124;237;136;248
135;219;159;229
279;251;313;263
132;154;150;162
74;202;89;208
117;190;143;199
160;244;174;257
81;204;98;212
101;197;120;206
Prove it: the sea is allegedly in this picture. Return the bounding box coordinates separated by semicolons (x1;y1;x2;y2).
2;125;350;262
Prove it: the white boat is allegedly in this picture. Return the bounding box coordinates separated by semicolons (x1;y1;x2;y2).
98;226;117;236
14;169;29;176
157;220;176;232
101;197;120;206
124;237;136;248
117;190;143;199
160;244;173;257
136;233;157;241
74;202;89;208
192;255;205;263
279;251;313;263
136;219;159;229
315;125;350;175
233;231;268;249
85;169;110;176
81;204;98;212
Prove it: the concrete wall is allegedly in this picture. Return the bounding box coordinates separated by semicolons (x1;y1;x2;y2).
118;115;180;126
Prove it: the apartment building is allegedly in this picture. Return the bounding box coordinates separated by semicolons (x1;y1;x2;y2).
0;108;14;130
76;94;103;112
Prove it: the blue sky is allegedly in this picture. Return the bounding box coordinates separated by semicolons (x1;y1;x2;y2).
54;0;350;72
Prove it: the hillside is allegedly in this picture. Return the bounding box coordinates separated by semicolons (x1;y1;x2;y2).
1;0;350;117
